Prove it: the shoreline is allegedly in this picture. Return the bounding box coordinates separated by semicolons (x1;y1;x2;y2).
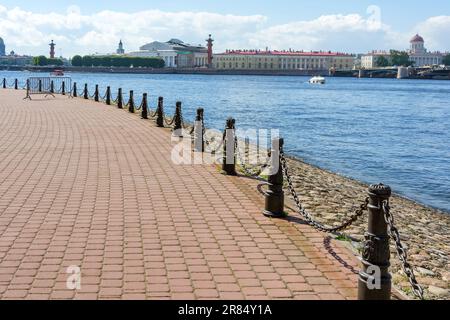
285;153;450;215
280;154;449;300
233;139;449;300
1;66;449;80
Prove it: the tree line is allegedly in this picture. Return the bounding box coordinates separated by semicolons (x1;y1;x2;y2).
376;50;450;67
70;55;165;68
32;56;64;66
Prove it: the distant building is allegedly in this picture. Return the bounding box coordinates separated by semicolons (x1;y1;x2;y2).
408;34;443;67
213;50;355;71
128;38;208;68
361;34;444;68
0;37;5;56
116;40;125;55
361;51;391;68
0;51;33;66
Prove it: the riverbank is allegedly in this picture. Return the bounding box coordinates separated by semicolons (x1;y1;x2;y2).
2;66;449;80
277;156;449;300
232;135;449;299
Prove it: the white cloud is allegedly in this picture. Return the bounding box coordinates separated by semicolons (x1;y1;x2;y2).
415;16;450;52
0;5;448;57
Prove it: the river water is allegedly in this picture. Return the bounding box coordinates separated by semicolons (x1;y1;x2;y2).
1;70;449;213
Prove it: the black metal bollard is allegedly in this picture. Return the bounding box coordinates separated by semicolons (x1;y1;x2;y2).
24;79;31;99
61;81;66;95
14;79;18;90
38;79;42;93
156;97;164;127
94;85;99;101
193;108;205;153
84;84;88;99
128;90;135;113
2;78;5;89
222;118;237;176
50;80;55;94
141;93;148;119
105;86;111;105
263;138;285;218
358;183;392;300
172;102;183;136
117;88;123;109
73;82;77;98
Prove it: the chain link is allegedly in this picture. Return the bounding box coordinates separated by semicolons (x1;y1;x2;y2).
280;150;368;233
235;138;266;180
382;201;424;300
164;116;175;127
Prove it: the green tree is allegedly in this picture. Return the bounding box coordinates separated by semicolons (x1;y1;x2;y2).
376;56;390;67
32;55;48;66
74;55;165;68
443;54;450;66
71;55;83;66
82;55;93;67
390;50;414;67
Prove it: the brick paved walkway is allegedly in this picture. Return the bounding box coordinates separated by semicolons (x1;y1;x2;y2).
0;89;359;300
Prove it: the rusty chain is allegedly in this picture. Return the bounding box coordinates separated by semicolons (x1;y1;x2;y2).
280;150;369;233
382;201;424;300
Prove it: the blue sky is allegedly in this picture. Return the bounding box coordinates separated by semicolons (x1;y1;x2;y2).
0;0;449;57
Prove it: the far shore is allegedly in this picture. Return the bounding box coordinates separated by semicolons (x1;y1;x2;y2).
1;65;449;80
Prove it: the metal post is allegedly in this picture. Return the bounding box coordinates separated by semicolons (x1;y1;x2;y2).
50;80;54;94
193;108;204;153
105;86;111;105
172;102;183;137
73;82;77;98
14;79;18;90
156;97;164;127
128;90;135;113
84;84;88;99
24;79;31;100
141;93;148;119
263;138;285;218
358;183;392;300
61;81;66;95
2;78;5;89
38;79;42;93
222;118;237;176
94;84;99;101
117;88;123;109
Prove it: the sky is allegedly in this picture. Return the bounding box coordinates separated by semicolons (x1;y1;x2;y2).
0;0;449;57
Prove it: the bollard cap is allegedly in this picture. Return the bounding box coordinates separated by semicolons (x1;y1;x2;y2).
226;117;235;128
158;96;163;101
369;183;392;197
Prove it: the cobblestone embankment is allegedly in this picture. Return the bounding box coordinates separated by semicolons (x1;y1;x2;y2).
235;142;449;300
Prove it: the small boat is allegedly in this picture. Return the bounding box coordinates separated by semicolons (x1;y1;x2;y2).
309;76;326;84
51;69;64;76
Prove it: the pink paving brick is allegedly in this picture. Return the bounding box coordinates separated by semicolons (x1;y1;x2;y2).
0;89;360;300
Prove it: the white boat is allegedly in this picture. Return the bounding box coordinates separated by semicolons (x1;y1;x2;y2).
309;76;326;84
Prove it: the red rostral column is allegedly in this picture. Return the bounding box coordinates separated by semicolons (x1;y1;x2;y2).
206;34;214;68
49;40;56;58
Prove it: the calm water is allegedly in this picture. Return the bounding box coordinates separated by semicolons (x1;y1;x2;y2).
1;70;450;212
